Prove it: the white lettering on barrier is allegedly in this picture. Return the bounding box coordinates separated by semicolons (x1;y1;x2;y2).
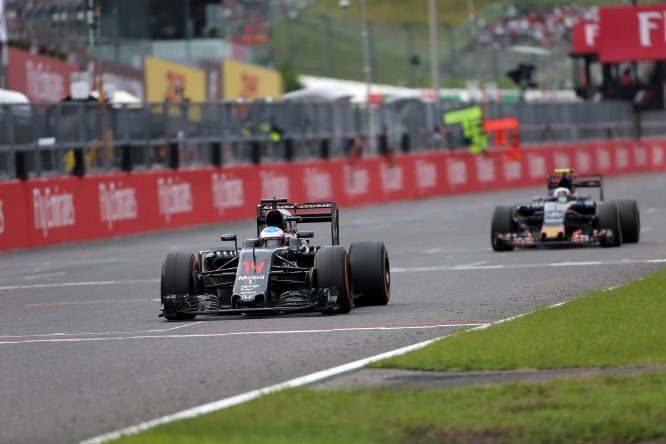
634;145;648;167
380;164;404;193
303;167;332;201
260;171;290;199
616;147;630;169
596;148;611;170
415;159;437;189
26;61;67;103
652;144;664;166
446;158;467;186
503;160;521;181
33;187;76;238
576;151;592;172
585;23;599;47
343;165;369;196
157;177;193;223
0;201;4;235
212;173;244;215
553;153;571;170
528;153;545;179
475;156;495;183
99;182;138;230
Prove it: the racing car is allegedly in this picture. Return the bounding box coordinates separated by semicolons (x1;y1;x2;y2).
160;198;390;320
491;168;640;251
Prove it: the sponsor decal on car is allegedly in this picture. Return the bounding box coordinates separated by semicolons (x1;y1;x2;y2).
212;172;244;215
303;167;332;201
240;285;260;291
99;182;138;230
157;177;193;222
237;275;265;281
243;261;265;274
33;187;76;238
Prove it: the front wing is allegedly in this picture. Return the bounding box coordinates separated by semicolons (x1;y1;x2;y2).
160;288;340;317
495;228;615;248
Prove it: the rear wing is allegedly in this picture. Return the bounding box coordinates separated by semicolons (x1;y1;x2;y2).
547;170;604;201
256;198;340;245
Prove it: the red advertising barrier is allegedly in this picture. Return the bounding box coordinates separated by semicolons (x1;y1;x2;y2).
599;4;666;63
8;48;79;103
1;140;665;252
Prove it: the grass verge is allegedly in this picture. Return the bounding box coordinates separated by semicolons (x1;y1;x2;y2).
111;269;666;443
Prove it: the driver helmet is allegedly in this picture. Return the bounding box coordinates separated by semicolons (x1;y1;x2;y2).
259;226;286;247
553;187;572;203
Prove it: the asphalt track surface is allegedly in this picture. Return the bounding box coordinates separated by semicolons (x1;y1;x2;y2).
1;172;665;444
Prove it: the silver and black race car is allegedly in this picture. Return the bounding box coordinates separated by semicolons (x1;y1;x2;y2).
491;169;640;251
160;198;390;320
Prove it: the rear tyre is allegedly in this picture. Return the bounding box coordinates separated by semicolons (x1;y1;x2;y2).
597;202;623;248
315;246;352;314
617;200;640;244
161;252;199;320
491;206;515;252
350;241;390;306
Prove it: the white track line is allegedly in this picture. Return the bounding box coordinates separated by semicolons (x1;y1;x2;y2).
78;280;624;444
80;337;441;444
0;279;158;290
1;323;486;346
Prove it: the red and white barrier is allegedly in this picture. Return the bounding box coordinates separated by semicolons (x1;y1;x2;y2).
1;139;665;252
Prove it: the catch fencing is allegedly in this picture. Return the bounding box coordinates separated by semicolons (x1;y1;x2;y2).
1;99;666;180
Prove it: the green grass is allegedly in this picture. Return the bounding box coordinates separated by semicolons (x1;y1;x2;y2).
109;268;666;443
372;270;666;371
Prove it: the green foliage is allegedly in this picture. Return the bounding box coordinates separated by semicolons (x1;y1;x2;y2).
277;62;304;93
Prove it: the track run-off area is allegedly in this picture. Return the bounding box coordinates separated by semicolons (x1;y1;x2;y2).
1;172;665;444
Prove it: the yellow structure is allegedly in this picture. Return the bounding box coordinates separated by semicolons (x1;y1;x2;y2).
222;59;282;101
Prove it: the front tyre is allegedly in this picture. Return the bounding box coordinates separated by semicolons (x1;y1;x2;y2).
161;252;199;320
315;246;352;314
491;206;515;252
617;200;640;244
350;241;390;306
597;202;622;248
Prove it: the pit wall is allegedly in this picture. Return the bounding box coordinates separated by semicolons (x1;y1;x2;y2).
1;139;664;252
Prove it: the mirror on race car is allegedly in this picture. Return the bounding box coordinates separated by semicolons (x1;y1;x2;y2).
296;231;314;238
220;234;237;241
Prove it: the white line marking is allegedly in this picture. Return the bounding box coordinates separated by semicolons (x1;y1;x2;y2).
0;322;203;340
549;261;603;266
21;272;66;281
0;324;486;346
0;279;159;291
392;258;666;273
80;336;441;444
453;261;488;269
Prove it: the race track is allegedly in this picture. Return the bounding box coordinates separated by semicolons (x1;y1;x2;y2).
1;172;665;444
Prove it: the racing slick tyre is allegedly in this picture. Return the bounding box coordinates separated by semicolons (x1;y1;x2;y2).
617;199;640;244
491;206;515;252
597;202;623;248
315;246;353;314
349;241;390;306
161;252;199;320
